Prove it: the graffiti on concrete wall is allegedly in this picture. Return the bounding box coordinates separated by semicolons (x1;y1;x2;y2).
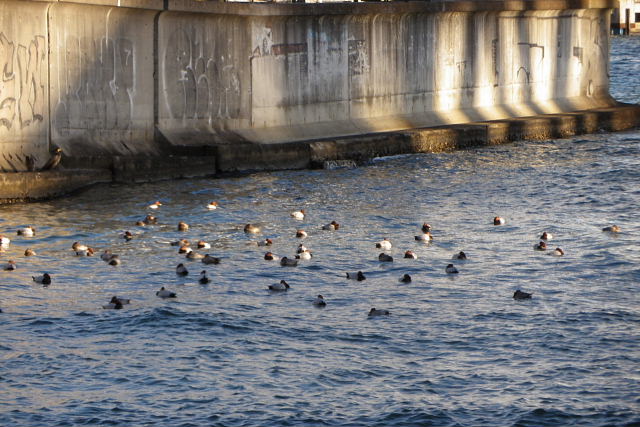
348;40;369;76
0;32;46;131
163;29;241;123
53;35;134;136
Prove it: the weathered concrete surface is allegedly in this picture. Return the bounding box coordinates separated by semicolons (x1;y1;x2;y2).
0;1;49;172
48;2;158;160
0;169;111;203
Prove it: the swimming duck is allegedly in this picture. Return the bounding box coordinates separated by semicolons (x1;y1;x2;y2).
148;201;162;210
198;270;210;284
107;255;121;266
170;239;190;247
135;221;145;227
156;287;177;298
296;244;308;254
75;246;95;257
32;273;51;286
534;241;547;251
100;250;113;262
375;239;392;250
176;263;189;276
143;214;157;225
244;224;261;234
103;296;124;309
404;250;417;259
400;274;412;283
368;308;390;316
24;249;36;257
17;226;35;237
602;225;621;233
296;230;308;238
378;253;393;262
493;216;506;225
551;247;564;256
453;251;467;260
197;240;211;249
421;223;432;233
178;222;189;232
346;271;366;281
3;260;16;271
202;254;221;265
207;201;219;210
291;209;306;220
414;232;433;242
186;251;204;260
121;231;134;241
445;264;459;274
268;280;290;291
513;289;532;300
264;252;279;261
280;257;298;267
313;295;326;307
295;250;312;260
72;242;89;252
256;238;273;247
322;221;339;231
0;236;10;247
178;245;192;254
540;231;553;240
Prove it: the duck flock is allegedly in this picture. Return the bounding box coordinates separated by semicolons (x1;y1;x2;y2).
0;202;624;315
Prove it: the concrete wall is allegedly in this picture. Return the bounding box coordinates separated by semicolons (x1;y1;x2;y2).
0;0;619;171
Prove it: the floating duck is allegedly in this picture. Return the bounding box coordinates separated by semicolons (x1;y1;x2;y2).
269;280;290;291
375;239;392;250
404;250;417;259
24;249;36;257
414;232;433;242
346;271;366;281
156;287;177;298
296;244;308;254
296;230;308;238
378;253;393;262
313;295;326;307
264;252;279;261
135;221;145;227
400;274;412;283
244;224;261;234
0;236;10;247
186;251;204;260
421;223;432;233
368;308;390;316
445;264;459;274
453;251;467;260
178;222;189;232
280;257;298;267
493;216;506;225
513;289;532;300
291;209;306;220
202;254;221;265
540;231;553;240
17;226;35;237
73;242;94;256
198;270;210;284
100;250;113;262
143;214;157;225
534;241;547;251
295;250;312;260
122;231;133;241
322;221;339;231
602;225;621;233
207;201;219;210
551;247;564;256
32;273;51;286
197;240;211;249
170;239;190;247
176;263;189;276
257;238;273;247
103;296;124;309
148;201;162;210
3;260;16;271
107;255;121;266
178;245;192;254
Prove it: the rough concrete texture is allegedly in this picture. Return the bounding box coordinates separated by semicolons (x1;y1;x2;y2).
48;2;158;158
0;1;50;172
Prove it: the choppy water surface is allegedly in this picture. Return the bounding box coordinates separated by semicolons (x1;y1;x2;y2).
1;38;639;427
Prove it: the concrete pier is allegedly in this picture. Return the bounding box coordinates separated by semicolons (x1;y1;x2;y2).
0;0;638;202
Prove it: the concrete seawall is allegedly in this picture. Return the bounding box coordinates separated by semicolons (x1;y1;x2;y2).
0;0;638;202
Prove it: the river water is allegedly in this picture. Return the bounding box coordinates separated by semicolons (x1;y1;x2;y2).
1;37;639;427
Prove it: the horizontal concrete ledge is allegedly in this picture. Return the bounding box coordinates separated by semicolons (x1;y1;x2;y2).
0;169;112;204
1;104;637;203
167;0;616;15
